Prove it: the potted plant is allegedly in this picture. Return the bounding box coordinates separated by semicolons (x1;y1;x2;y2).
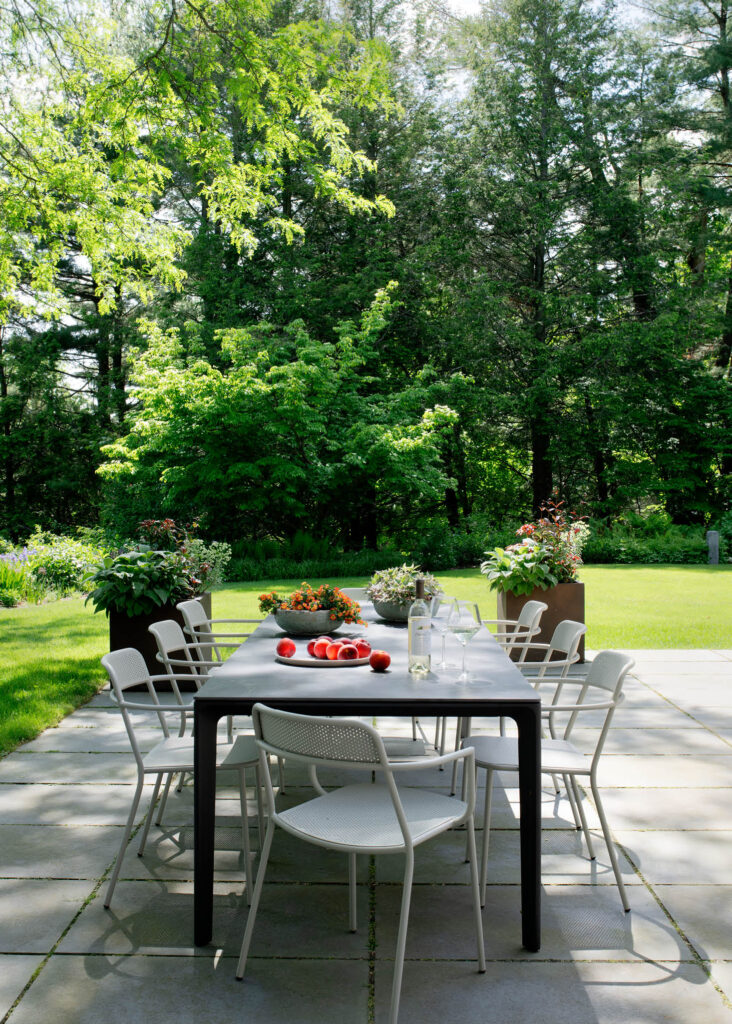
259;582;364;635
85;519;231;675
366;564;442;621
480;498;588;661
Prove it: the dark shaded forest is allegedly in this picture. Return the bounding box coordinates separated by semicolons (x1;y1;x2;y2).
0;0;730;554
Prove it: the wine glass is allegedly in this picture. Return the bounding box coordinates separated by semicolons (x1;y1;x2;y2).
446;600;482;683
430;595;457;670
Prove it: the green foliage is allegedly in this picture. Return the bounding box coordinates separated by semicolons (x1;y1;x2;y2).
366;564;442;605
99;287;461;546
583;519;719;565
24;531;107;595
84;547;196;616
480;543;559;596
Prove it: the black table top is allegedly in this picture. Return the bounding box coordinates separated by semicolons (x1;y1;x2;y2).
194;601;540;716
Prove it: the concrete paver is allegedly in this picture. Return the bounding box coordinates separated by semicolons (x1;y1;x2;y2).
0;647;731;1023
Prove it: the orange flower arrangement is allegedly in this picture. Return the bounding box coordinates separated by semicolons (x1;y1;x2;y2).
259;582;364;625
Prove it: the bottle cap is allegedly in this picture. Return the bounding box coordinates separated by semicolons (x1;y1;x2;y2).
415;579;425;600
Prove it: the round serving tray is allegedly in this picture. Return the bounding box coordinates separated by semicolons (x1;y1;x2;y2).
275;654;370;668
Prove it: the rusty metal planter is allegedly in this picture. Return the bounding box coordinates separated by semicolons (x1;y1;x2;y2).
497;582;585;663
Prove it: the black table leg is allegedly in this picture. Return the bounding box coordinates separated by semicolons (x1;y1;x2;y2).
194;704;220;946
516;703;541;951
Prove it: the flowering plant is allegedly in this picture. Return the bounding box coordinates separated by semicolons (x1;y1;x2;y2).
366;564;442;606
480;498;586;596
85;518;231;616
259;582;364;625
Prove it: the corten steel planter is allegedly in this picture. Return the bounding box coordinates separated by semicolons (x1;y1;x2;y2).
109;590;212;684
497;582;585;663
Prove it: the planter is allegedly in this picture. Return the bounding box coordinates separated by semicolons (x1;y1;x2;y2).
273;608;344;636
371;598;410;622
497;582;585;663
109;591;212;683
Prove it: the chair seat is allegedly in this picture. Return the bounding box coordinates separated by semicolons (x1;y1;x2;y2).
465;735;589;775
278;783;468;852
143;733;259;774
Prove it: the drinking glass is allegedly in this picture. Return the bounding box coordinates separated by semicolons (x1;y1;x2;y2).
430;595;457;671
446;600;482;683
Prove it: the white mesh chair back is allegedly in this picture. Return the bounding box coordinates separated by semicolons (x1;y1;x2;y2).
101;648;172;767
508;600;548;662
149;618;205;687
548;619;587;661
177;598;223;661
552;650;635;758
253;704;384;768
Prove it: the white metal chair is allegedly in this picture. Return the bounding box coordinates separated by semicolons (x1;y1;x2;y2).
482;599;548;663
176;597;262;662
463;650;635;910
236;704;486;1024
101;648;263;909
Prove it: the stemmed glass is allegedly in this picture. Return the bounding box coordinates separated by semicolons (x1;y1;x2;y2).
430;595;457;671
446;600;482;683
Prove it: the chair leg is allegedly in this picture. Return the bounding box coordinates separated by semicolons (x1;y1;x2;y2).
389;849;415;1024
591;779;630;912
349;852;357;932
156;773;174;826
239;767;253;905
480;768;494;907
563;773;582;830
254;765;265;848
465;817;486;972
411;716;418;741
105;776;144;908
277;756;286;795
571;777;596;860
227;714;234;743
138;775;162;855
451;718;471;795
236;820;276;979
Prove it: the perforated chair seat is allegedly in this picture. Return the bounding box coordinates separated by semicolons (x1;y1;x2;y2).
467;735;588;776
143;733;259;774
279;782;469;852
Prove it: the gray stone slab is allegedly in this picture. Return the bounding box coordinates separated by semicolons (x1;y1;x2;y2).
18;726;158;754
0;955;44;1019
652;885;732;960
710;962;732;1006
615;830;732;886
684;707;732;731
58;881;370;958
0;752;138;785
374;826;638;887
627;650;730;662
375;960;732;1024
374;881;691;963
0;783;145;825
572;728;732;756
602;788;732;829
592;754;732;788
0;825;123;879
9;954;369;1024
0;879;93;952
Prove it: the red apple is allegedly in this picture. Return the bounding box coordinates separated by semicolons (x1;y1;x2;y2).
369;650;391;672
313;639;331;659
276;638;296;658
355;640;371;658
337;644;359;661
326;640;345;660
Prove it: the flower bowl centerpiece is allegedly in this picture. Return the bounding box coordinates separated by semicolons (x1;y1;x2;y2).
259;582;364;636
366;564;442;622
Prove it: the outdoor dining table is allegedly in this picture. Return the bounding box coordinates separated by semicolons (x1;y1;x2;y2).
193;600;542;950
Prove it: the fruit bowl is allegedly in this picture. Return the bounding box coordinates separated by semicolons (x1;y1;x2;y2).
372;599;410;622
273;609;344;636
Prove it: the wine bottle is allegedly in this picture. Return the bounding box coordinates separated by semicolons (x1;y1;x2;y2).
408;578;431;675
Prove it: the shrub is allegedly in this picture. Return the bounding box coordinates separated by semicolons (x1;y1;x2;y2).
582;519;714;564
25;532;107;595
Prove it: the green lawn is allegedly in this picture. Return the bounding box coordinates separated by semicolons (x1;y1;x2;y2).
1;564;730;757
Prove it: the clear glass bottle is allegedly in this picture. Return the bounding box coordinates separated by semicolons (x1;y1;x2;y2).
408;578;431;675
